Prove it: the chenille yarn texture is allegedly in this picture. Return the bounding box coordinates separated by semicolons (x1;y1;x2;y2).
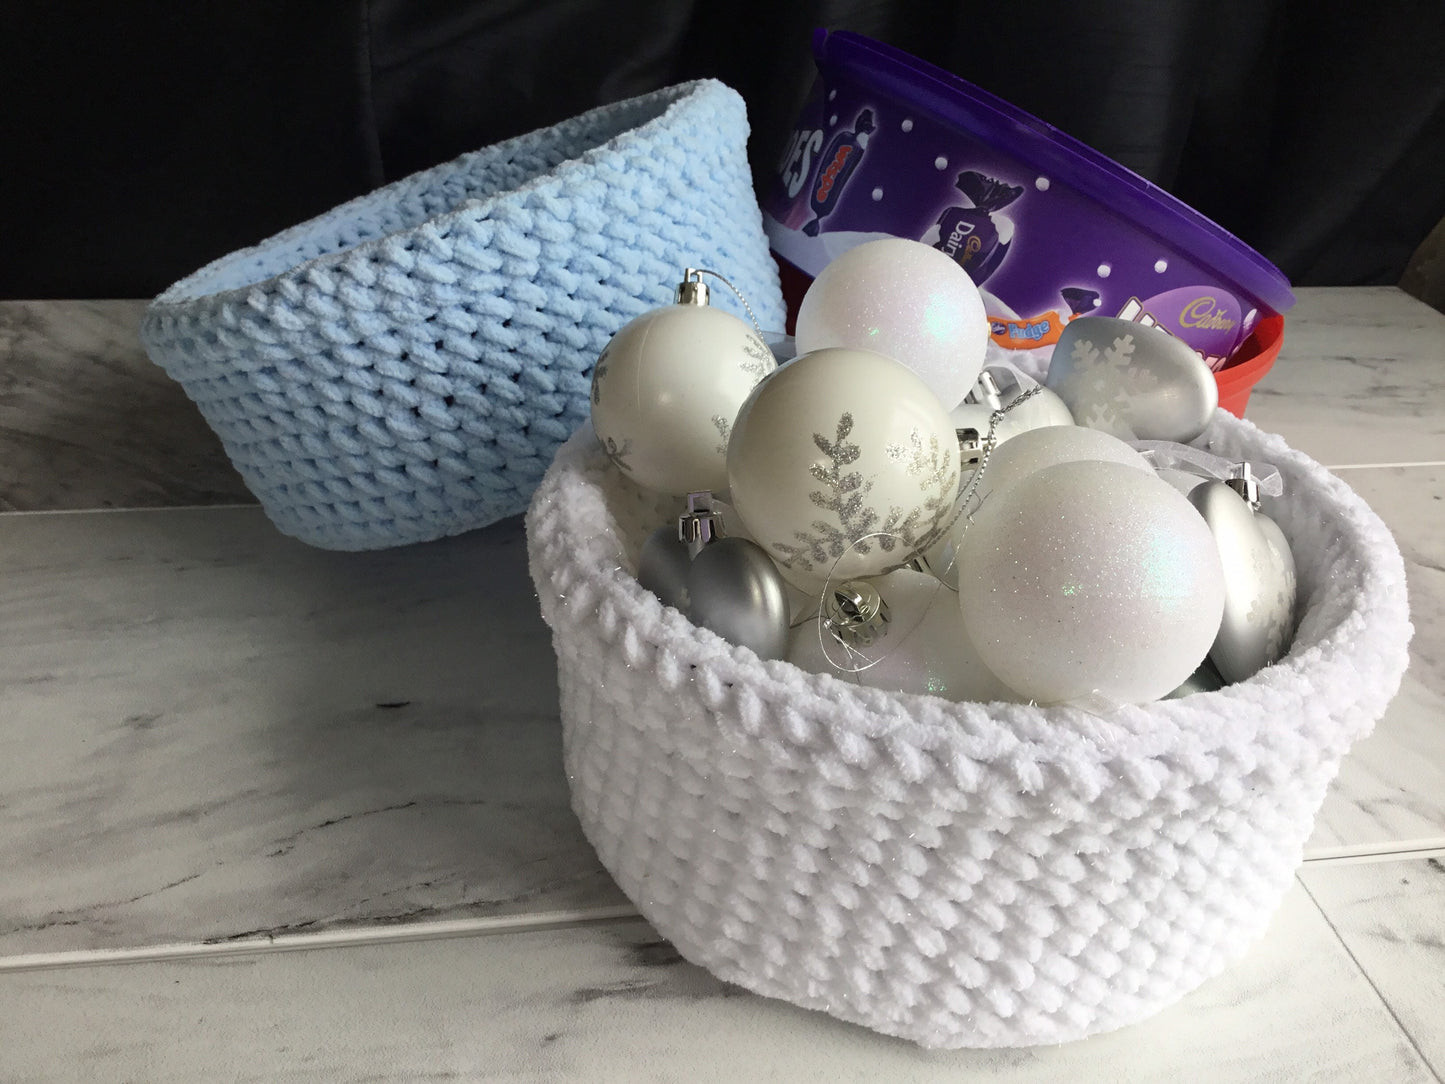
525;411;1412;1049
141;80;783;551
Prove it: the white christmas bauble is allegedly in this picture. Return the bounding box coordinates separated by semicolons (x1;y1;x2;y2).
590;303;775;495
794;238;988;408
787;569;1018;703
921;425;1152;588
949;381;1074;436
1156;467;1208;498
1006;384;1075;429
728;347;960;592
969;424;1154;512
947;401;1034;450
957;459;1226;705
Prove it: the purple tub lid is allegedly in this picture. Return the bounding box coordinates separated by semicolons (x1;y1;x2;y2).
814;30;1296;315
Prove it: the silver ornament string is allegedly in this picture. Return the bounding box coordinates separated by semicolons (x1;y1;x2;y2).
807;383;1043;675
808;531;917;675
686;268;766;341
927;383;1042;582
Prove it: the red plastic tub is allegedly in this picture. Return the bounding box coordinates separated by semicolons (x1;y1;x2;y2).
1216;313;1285;417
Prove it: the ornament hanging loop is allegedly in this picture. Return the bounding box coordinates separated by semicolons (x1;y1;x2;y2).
949;383;1042;528
683;267;766;341
1225;463;1261;510
823;580;892;648
678;490;725;557
675;269;711;307
913;383;1043;592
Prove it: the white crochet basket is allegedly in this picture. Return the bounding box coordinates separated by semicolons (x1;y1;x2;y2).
525;411;1411;1049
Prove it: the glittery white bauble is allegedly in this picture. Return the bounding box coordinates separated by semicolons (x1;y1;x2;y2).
970;425;1154;512
921;426;1152;588
787;569;1017;703
794;238;988;408
957;459;1226;705
1156;467;1208;497
590;304;776;495
728;347;960;592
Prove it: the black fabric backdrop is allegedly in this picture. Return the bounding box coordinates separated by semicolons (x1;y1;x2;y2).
4;1;1443;299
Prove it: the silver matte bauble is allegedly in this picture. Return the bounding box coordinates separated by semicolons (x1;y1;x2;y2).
636;492;726;610
687;537;790;660
1189;479;1298;683
1045;317;1218;442
637;526;694;611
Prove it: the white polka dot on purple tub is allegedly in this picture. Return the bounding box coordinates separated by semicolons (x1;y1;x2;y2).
1035;176;1050;190
828;89;837;101
901;118;914;132
871;187;884;201
830;114;838;126
934;156;948;170
1154;258;1168;273
1097;263;1112;278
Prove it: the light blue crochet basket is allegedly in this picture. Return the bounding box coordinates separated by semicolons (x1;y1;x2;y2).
141;80;784;550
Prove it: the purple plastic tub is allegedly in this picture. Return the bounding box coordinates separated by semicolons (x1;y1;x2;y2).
764;30;1295;370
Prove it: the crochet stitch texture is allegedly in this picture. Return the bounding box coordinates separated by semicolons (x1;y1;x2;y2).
526;410;1412;1048
142;80;783;550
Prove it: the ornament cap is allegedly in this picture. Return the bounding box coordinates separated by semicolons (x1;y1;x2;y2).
966;370;1005;412
675;269;711;307
1225;463;1261;510
823;579;892;647
957;427;986;466
678;490;725;556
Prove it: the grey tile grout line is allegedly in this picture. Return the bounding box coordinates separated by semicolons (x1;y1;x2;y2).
1296;875;1444;1083
0;460;1441;519
1302;843;1445;866
1328;462;1445;471
1;846;1442;978
0;904;643;976
0;503;260;517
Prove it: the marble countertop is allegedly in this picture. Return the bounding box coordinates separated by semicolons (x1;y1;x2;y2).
1;287;1442;1080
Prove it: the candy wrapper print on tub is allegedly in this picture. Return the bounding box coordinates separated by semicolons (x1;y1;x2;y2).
765;31;1295;377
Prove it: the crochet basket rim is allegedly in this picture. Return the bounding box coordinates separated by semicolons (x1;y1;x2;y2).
528;410;1412;769
149;78;735;310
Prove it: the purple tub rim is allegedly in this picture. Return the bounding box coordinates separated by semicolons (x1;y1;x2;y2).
813;29;1296;317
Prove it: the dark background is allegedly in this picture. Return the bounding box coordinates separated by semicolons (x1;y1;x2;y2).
4;0;1443;301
